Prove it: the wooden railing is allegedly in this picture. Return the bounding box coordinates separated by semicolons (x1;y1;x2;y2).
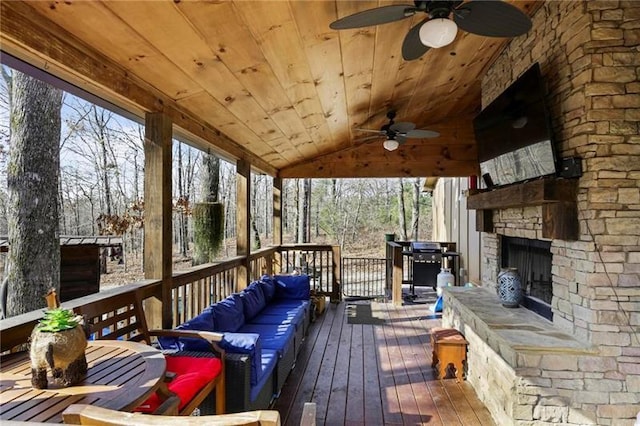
0;279;162;353
0;244;341;351
278;244;341;302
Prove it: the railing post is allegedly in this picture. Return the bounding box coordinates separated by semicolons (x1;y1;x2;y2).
237;159;251;289
331;245;341;303
143;112;173;330
392;244;403;306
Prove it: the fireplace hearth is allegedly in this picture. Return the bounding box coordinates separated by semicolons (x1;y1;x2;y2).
501;236;553;320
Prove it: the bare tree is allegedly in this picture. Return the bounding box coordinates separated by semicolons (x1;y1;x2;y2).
5;71;62;317
397;178;408;241
410;177;421;240
193;152;224;264
298;178;311;243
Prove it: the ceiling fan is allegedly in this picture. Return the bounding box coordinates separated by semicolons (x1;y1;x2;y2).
330;0;532;61
355;111;439;151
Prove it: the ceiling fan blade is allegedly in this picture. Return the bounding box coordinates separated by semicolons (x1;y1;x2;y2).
354;128;384;134
454;1;532;38
405;129;440;138
402;19;430;61
354;135;382;143
330;5;416;30
396;135;408;145
390;122;416;133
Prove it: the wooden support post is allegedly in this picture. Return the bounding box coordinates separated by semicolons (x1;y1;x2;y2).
237;159;251;289
331;245;341;303
392;244;403;306
143;112;173;330
273;177;283;274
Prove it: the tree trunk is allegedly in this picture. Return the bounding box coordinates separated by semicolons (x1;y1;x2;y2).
193;153;223;265
203;153;220;203
410;177;421;240
294;179;300;243
298;178;311;243
176;142;188;257
6;71;62;317
251;174;261;250
93;107;113;216
397;178;408;241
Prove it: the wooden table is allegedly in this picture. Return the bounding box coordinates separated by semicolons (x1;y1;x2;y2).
0;340;166;423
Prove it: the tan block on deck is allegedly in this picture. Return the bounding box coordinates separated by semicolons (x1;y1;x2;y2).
431;327;468;381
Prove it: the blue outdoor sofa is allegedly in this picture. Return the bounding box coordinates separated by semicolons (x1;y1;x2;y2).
159;274;311;413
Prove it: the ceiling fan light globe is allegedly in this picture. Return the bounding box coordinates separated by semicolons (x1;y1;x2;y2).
383;139;400;151
419;18;458;48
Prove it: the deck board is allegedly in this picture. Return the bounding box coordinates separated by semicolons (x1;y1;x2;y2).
274;299;496;426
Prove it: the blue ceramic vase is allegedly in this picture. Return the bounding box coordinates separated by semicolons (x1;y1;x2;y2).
497;267;523;308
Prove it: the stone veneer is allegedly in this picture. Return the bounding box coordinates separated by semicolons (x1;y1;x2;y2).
444;1;640;425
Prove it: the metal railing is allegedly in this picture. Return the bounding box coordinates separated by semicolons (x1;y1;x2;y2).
342;257;386;299
278;244;341;302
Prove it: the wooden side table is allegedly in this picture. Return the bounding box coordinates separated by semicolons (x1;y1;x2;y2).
430;327;468;381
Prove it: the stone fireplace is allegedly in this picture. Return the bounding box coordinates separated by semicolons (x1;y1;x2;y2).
501;236;553;320
441;1;640;425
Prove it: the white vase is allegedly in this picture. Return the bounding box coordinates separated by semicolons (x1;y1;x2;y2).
497;267;523;308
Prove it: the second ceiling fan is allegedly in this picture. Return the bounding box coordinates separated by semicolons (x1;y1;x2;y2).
330;0;532;61
355;111;440;151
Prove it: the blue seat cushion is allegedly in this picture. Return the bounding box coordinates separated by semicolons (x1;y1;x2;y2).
269;299;310;311
240;282;266;321
157;305;216;352
251;349;278;403
219;332;262;386
238;323;295;355
258;305;305;326
258;275;276;302
274;274;311;300
212;294;244;332
248;312;294;327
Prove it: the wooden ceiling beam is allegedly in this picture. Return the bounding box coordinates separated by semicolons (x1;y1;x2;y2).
0;1;277;176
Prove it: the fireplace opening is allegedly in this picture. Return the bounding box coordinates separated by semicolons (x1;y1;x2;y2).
501;236;553;320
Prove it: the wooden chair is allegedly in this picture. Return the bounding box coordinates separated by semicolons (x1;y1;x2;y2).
74;287;225;416
63;404;280;425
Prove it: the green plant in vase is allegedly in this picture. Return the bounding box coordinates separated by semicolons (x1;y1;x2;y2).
30;307;88;389
37;308;82;332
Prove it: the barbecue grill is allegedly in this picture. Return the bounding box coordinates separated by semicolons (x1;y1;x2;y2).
410;242;442;293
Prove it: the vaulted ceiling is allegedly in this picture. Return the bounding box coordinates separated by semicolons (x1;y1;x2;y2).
0;0;540;178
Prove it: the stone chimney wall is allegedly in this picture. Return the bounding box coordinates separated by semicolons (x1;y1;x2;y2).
477;0;639;422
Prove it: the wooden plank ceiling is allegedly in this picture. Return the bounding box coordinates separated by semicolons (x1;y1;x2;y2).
0;0;540;179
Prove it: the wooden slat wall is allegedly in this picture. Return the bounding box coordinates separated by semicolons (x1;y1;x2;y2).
432;177;481;284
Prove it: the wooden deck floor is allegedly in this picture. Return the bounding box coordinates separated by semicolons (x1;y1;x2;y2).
273;298;496;426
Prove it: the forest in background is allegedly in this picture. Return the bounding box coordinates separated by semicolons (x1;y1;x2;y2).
0;67;433;285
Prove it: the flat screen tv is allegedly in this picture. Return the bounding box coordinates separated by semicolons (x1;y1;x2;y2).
473;63;557;188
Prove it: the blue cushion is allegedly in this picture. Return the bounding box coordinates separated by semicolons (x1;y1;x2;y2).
212;294;245;332
157;306;215;351
250;349;278;403
219;332;262;386
258;305;305;326
238;323;295;355
240;282;266;321
274;274;311;300
259;275;276;302
249;312;294;327
265;299;309;319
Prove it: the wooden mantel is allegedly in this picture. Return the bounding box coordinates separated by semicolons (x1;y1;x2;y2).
467;178;579;240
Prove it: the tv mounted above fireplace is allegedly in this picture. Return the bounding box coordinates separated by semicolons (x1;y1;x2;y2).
473;63;557;188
